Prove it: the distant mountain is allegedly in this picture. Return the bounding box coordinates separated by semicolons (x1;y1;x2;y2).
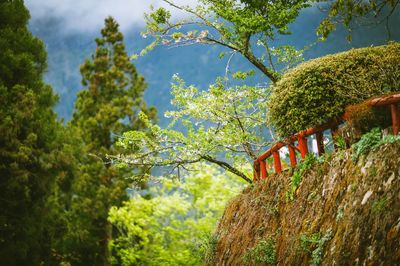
28;8;400;125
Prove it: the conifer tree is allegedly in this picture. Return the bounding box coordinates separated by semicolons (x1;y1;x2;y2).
65;17;156;265
0;0;61;264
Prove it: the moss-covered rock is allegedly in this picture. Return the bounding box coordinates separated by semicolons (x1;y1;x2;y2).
213;142;400;265
268;42;400;136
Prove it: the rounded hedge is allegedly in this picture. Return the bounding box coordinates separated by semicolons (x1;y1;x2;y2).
267;42;400;137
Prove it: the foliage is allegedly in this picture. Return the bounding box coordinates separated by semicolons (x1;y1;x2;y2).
141;0;310;82
268;42;400;136
200;234;219;266
335;207;344;221
351;128;382;160
115;75;272;183
55;17;156;265
286;153;317;201
73;17;157;151
0;1;62;264
315;0;399;40
243;237;276;265
40;124;87;265
107;163;241;266
300;232;321;252
300;229;332;266
334;135;347;151
240;0;399;41
351;127;400;161
310;230;332;266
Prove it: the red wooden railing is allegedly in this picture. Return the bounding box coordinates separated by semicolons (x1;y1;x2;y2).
254;92;400;181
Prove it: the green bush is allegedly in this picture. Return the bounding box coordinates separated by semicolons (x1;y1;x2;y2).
268;42;400;136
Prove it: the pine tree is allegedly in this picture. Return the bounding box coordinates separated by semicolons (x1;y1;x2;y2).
65;17;156;265
0;0;61;264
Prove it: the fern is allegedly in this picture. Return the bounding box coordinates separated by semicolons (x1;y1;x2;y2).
351;128;400;161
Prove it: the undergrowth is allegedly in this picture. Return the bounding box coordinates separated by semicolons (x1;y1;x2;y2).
351;127;400;161
300;229;333;266
243;237;276;266
334;135;347;151
200;234;219;265
286;154;317;201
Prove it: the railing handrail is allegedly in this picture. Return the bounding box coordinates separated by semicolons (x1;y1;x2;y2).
254;92;400;182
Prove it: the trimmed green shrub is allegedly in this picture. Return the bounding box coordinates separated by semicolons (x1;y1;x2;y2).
268;42;400;136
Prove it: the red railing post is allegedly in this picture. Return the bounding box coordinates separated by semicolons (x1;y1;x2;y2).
390;103;399;135
272;150;282;173
315;132;325;156
288;143;297;167
298;135;308;159
260;160;268;179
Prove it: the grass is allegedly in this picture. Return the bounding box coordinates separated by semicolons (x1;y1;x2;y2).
200;234;219;265
286;153;317;201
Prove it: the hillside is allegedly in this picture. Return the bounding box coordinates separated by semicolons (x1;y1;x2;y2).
213;140;400;265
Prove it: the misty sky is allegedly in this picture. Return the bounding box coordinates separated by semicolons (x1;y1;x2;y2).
25;0;197;33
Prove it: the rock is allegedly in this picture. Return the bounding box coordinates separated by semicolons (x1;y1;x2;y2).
361;190;373;205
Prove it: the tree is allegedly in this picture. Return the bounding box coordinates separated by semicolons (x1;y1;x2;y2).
0;0;61;264
115;76;269;183
140;0;310;83
60;17;156;265
115;0;314;183
240;0;400;41
316;0;399;40
108;163;242;265
39;125;89;265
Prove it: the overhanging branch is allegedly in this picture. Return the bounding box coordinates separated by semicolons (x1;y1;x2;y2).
201;155;252;183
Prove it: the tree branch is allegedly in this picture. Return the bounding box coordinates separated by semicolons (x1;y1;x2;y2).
243;51;279;83
201;155;252;183
233;103;257;160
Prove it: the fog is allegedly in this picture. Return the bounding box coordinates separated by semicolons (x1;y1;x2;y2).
25;0;198;33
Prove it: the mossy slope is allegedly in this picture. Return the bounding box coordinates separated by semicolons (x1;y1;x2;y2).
214;142;400;265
